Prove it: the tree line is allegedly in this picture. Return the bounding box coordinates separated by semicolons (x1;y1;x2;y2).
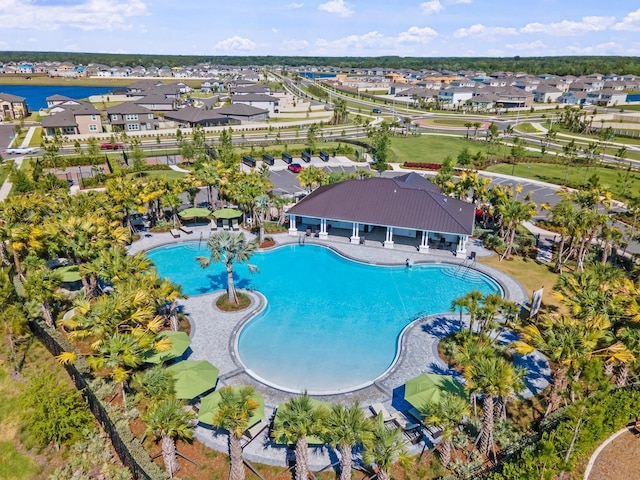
1;51;640;75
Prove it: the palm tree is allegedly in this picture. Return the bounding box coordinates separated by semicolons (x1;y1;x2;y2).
23;267;63;328
271;392;328;480
87;332;147;403
196;231;258;304
142;397;195;478
421;391;470;466
512;315;601;416
363;414;407;480
211;386;260;480
132;365;176;402
497;197;537;261
325;402;374;480
464;355;519;458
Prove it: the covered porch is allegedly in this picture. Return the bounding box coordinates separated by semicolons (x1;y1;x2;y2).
287;215;469;257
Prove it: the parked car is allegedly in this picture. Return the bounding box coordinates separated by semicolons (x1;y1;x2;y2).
100;142;123;150
372;108;382;114
288;163;302;173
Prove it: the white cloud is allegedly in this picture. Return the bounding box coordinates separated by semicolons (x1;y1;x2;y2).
454;24;517;38
314;27;438;55
318;0;353;17
420;0;443;14
612;8;640;31
286;2;303;8
0;0;148;31
566;42;621;55
283;39;309;51
521;16;615;35
504;40;546;52
397;26;438;44
272;28;279;33
214;36;256;52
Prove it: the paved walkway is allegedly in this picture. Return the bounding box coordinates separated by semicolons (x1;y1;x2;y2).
128;227;549;468
0;156;24;201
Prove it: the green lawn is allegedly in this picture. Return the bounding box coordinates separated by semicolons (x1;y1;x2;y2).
486;162;640;202
515;122;541;133
28;127;42;147
0;442;40;480
389;135;489;164
424;118;475;127
0;160;13;185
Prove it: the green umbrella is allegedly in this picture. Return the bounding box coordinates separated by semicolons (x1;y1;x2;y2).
403;373;467;410
197;386;265;428
142;331;192;364
166;360;220;399
178;207;213;220
213;208;243;219
57;265;81;283
272;398;330;445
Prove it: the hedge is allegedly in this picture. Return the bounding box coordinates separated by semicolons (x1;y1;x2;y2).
403;162;442;170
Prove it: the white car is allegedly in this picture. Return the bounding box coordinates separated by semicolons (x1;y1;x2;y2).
5;147;37;155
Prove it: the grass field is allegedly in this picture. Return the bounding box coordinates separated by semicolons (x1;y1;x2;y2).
479;254;564;313
515;123;541;133
486;162;640;202
389;135;489;164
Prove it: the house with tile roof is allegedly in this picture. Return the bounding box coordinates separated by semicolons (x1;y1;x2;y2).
0;92;29;120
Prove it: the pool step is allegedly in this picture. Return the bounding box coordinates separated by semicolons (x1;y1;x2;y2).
441;267;488;284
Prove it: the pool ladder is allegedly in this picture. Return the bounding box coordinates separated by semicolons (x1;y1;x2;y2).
298;233;306;246
453;252;476;278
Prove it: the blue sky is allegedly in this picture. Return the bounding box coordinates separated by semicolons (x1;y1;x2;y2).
1;0;639;57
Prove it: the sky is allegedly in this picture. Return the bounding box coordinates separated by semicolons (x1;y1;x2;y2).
0;0;639;57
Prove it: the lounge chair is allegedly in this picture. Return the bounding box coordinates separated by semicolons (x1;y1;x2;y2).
170;229;181;238
359;236;365;245
222;219;230;231
407;407;425;425
180;225;193;235
231;219;240;231
305;227;312;237
210;220;218;232
370;403;394;423
241;418;269;447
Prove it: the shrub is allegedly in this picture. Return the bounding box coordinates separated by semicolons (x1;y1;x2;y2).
403;162;442;170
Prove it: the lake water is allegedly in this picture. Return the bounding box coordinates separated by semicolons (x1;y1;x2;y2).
0;85;115;111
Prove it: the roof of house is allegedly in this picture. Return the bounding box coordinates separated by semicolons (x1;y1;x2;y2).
164;107;227;123
133;94;175;105
231;93;279;103
0;92;26;102
214;104;268;117
41;110;77;128
107;102;154;115
287;172;475;235
46;94;74;102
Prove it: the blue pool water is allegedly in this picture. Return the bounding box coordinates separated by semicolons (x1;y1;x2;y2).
147;243;500;393
0;85;114;111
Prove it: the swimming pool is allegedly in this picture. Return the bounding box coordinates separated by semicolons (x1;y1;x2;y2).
147;243;501;393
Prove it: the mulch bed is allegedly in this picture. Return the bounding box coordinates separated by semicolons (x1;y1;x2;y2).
586;428;640;480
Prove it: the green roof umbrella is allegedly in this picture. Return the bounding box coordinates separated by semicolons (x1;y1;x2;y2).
178;207;213;220
272;398;329;445
142;331;192;364
403;373;467;410
197;387;265;429
212;208;243;220
166;360;220;400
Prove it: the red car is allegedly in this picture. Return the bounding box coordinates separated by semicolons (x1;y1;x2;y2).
100;142;123;150
288;163;302;173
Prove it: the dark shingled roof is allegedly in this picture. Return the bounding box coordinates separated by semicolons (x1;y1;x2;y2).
0;92;26;102
287;172;475;235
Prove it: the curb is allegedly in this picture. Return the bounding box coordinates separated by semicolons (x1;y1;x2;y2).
583;427;630;480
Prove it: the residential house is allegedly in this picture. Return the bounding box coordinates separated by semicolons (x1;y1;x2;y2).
438;88;474;108
586;89;627;107
163;107;239;128
534;85;563;103
106;103;157;132
41;101;101;135
231;93;279;113
0;92;29;119
214;104;269;122
134;94;176;111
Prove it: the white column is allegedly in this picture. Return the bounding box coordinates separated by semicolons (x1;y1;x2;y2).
456;235;468;257
319;218;328;239
350;222;360;244
384;226;394;249
419;230;430;253
288;215;298;236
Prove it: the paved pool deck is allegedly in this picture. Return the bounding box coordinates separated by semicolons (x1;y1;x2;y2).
128;226;549;469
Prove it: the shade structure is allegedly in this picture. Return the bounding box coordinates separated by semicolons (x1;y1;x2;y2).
212;208;243;220
197;386;265;429
403;373;467;410
272;398;330;445
142;331;192;364
178;207;213;220
166;360;220;399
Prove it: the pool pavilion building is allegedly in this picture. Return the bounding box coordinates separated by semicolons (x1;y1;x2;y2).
286;173;475;257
